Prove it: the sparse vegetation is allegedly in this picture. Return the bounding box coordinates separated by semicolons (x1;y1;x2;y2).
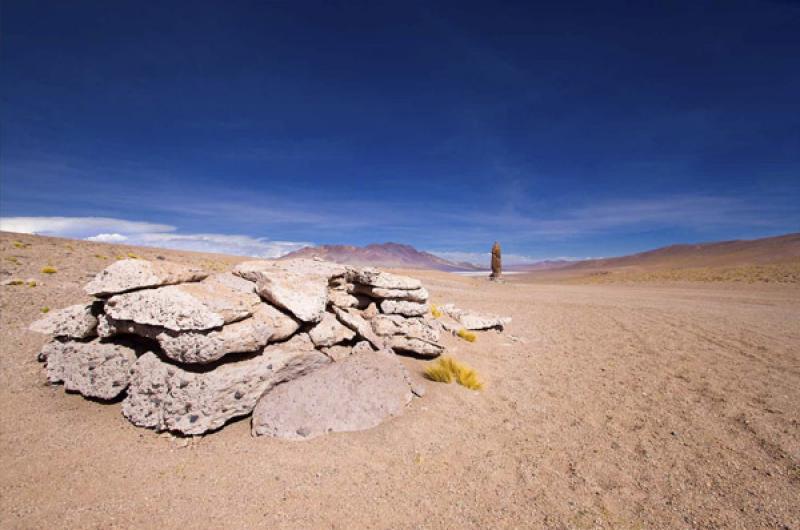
5;256;20;264
12;240;29;249
94;254;108;260
41;266;58;274
41;307;50;313
430;304;443;318
577;261;800;285
127;252;140;259
456;328;477;342
27;280;37;287
115;255;126;260
7;280;24;286
424;356;484;390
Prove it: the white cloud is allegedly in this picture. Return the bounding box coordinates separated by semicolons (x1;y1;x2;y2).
86;233;129;243
0;216;311;259
132;233;311;258
0;216;174;238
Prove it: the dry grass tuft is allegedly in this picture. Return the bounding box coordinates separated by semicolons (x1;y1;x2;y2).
94;254;108;260
456;328;477;342
27;280;37;288
41;266;57;274
424;356;483;390
12;240;29;249
430;304;443;318
41;307;50;313
127;252;140;259
7;280;24;286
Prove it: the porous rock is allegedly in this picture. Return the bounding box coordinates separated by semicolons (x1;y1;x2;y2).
441;303;511;330
85;259;207;297
43;339;137;399
309;311;355;347
331;306;384;350
352;284;429;303
234;258;347;283
29;303;98;339
253;270;328;323
105;278;261;332
251;350;412;440
348;268;421;290
379;299;429;317
122;334;329;435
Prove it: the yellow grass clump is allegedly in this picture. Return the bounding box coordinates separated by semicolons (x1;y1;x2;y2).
7;280;24;286
127;252;140;259
12;240;29;249
430;304;443;318
424;356;484;390
41;307;50;313
27;280;36;287
41;266;57;274
94;254;108;260
456;328;477;342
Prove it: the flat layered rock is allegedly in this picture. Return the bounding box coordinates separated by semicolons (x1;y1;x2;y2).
351;284;428;302
105;278;261;332
234;258;347;283
371;315;441;343
43;339;137;400
29;303;98;339
441;303;511;330
327;289;361;309
309;311;355;347
349;268;421;290
122;335;329;435
252;270;328;323
387;335;443;357
331;306;384;350
251;350;413;440
85;259;207;297
379;299;429;317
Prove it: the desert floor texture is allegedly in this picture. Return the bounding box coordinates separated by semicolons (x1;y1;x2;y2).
1;232;799;529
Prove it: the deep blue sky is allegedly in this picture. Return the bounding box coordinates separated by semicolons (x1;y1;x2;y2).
2;1;798;262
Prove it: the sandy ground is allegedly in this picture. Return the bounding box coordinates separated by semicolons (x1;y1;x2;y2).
1;232;799;529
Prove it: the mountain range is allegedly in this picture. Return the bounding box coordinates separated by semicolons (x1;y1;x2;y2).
280;242;482;271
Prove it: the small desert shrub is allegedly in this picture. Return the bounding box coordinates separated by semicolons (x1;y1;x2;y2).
8;279;24;286
430;304;443;318
94;254;108;260
5;256;19;264
115;255;125;260
12;240;28;249
456;328;477;342
41;307;50;313
41;266;57;274
27;280;36;287
424;356;483;390
127;252;140;259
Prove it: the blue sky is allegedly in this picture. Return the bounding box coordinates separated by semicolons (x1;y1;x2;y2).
1;1;798;265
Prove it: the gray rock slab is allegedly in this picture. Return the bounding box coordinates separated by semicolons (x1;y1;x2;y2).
43;339;137;399
379;299;429;317
29;303;98;339
348;268;421;290
351;284;429;302
308;311;355;347
85;259;207;297
122;334;329;435
251;350;413;440
331;306;384;350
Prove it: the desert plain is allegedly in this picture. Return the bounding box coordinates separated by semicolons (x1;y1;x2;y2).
1;231;798;529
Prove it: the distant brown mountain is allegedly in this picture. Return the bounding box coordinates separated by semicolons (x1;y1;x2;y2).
280;242;483;271
561;232;800;272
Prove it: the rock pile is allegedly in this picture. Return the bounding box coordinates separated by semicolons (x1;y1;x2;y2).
31;257;511;439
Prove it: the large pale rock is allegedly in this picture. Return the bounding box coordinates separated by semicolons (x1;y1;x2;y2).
379;299;428;317
29;304;98;339
252;270;328;323
234;258;347;283
441;303;511;330
85;259;207;297
258;303;302;342
122;334;329;435
387;336;443;357
372;315;441;342
327;288;361;309
372;315;442;357
251;350;413;440
309;312;355;347
43;339;137;399
105;277;261;332
331;306;384;350
351;284;429;303
349;268;421;290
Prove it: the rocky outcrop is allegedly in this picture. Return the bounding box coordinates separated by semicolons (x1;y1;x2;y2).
251;350;413;440
29;303;98;339
34;256;510;439
85;259;207;297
